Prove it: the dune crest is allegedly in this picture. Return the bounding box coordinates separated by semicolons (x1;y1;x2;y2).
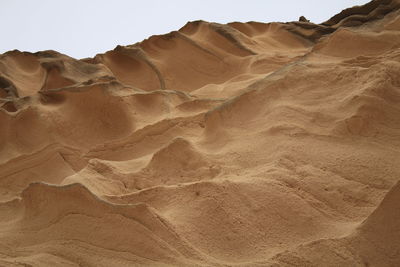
1;0;400;265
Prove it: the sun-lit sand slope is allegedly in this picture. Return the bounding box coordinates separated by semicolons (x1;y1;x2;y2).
1;0;400;266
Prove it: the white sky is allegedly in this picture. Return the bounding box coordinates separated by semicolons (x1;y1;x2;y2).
1;0;370;59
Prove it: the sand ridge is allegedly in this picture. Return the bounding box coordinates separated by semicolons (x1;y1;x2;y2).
1;0;400;266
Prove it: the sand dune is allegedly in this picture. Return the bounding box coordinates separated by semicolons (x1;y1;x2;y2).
1;0;400;266
271;181;400;266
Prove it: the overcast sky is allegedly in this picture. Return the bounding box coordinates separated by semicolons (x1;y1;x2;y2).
1;0;369;59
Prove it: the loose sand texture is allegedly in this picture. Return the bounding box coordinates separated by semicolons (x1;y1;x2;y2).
1;0;400;266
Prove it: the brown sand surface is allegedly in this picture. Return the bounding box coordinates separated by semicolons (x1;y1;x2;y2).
1;0;400;266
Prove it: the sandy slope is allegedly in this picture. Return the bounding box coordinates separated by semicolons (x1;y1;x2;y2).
1;0;400;266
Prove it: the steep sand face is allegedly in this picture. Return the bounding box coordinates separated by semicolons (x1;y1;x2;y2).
1;0;400;266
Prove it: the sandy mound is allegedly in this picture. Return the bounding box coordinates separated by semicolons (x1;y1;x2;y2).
1;0;400;265
133;137;220;188
270;181;400;266
0;182;204;266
